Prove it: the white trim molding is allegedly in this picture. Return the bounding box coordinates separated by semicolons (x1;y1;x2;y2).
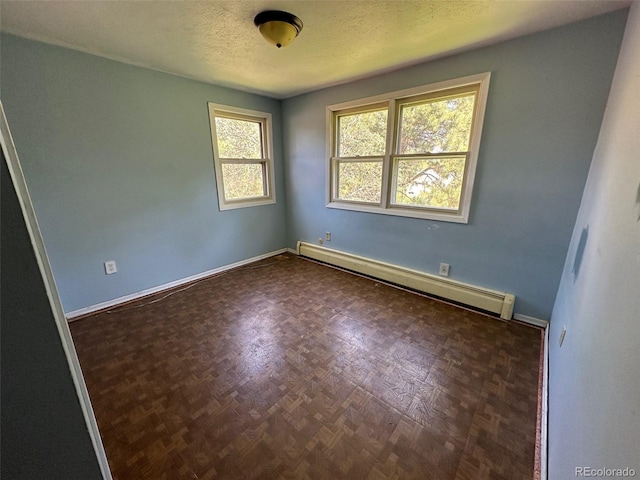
66;248;288;320
513;313;549;328
208;103;276;211
1;101;113;479
513;313;549;479
325;72;491;224
541;324;549;480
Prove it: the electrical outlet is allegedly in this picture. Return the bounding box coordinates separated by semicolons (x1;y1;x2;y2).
559;326;567;347
439;263;450;277
325;232;331;241
104;260;117;275
318;238;324;245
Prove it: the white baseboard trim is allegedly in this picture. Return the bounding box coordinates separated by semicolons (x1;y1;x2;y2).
287;247;298;254
513;313;549;328
66;248;288;320
541;324;549;480
513;311;549;480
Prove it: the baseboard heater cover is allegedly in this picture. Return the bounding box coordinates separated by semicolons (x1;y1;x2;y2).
297;241;515;320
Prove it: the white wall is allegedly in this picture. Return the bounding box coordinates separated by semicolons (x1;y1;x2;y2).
548;4;640;478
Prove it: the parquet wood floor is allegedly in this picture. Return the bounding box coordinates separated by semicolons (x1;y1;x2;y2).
70;253;543;480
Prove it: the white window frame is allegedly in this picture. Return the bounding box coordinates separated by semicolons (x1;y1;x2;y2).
326;72;491;223
208;103;276;211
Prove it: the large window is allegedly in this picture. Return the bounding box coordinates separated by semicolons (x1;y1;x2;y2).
208;104;275;210
327;73;490;223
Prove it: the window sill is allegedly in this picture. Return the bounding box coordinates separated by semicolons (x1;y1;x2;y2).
219;197;276;211
326;201;468;223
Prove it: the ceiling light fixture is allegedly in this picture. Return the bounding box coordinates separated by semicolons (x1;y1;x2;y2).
254;10;303;48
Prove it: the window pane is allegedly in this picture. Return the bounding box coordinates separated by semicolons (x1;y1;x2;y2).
215;117;263;159
222;163;266;199
337;161;382;203
393;156;466;210
398;93;475;154
338;109;388;157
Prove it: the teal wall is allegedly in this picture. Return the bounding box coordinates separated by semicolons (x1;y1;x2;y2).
0;34;287;313
281;10;628;319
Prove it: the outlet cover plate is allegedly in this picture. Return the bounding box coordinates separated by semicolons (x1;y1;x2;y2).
104;260;117;275
439;263;450;276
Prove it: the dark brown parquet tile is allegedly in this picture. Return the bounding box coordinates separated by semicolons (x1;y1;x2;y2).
70;253;543;479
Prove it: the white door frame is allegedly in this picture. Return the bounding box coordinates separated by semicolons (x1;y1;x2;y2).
0;100;112;480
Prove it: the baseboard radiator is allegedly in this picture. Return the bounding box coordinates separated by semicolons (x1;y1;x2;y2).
297;241;515;320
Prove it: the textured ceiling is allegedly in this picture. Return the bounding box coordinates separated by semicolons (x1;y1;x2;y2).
0;0;630;99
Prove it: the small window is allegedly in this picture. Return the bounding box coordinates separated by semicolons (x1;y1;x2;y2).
327;73;490;223
208;104;275;210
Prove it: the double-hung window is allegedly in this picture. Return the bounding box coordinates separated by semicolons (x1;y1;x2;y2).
208;104;275;210
328;73;490;223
